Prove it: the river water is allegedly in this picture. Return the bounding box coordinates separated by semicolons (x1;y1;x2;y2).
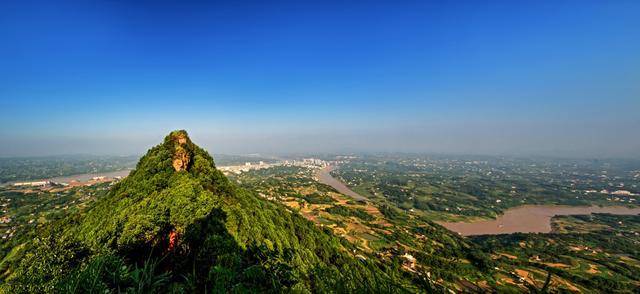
315;166;367;201
48;169;132;184
313;167;640;236
438;205;640;236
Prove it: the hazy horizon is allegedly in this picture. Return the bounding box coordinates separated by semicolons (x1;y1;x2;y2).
1;127;639;160
1;1;639;158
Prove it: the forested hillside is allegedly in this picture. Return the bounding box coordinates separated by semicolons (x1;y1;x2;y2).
0;131;425;293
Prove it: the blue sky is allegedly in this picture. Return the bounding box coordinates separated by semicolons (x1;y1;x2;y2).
1;1;639;157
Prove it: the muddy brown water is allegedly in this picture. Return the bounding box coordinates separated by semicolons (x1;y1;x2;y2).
438;205;640;236
312;168;640;236
315;166;367;201
47;169;132;184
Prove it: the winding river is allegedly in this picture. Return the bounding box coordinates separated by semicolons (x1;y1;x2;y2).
438;205;640;236
313;166;640;236
315;166;367;201
48;169;132;184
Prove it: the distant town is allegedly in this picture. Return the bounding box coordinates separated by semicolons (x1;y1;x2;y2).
4;157;336;191
219;158;330;174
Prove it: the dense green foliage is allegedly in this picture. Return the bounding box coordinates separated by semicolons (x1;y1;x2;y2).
0;183;111;274
0;131;417;293
332;155;640;220
473;214;640;292
296;155;640;291
4;143;639;292
325;205;374;221
302;192;335;204
230;159;501;290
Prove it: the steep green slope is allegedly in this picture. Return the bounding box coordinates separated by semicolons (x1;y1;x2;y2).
1;131;420;293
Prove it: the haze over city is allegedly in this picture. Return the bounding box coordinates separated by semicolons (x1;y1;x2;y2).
1;1;638;157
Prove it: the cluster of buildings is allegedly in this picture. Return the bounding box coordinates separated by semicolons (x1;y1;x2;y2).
8;175;126;192
219;158;333;175
219;161;279;174
283;158;330;168
584;189;637;196
12;181;53;187
583;189;638;203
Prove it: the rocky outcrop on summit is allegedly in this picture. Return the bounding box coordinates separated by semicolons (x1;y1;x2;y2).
168;130;192;171
172;150;189;171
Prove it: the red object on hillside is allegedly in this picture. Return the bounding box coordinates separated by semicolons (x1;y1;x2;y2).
168;230;178;251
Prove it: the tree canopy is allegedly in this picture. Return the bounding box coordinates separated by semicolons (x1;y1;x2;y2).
1;130;417;293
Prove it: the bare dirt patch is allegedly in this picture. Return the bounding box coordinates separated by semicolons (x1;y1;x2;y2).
586;264;599;274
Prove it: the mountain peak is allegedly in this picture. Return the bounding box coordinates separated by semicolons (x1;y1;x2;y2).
3;129;415;293
167;129;190;143
166;130;193;171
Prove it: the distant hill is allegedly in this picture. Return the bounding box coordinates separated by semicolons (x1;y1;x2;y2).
0;131;420;293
